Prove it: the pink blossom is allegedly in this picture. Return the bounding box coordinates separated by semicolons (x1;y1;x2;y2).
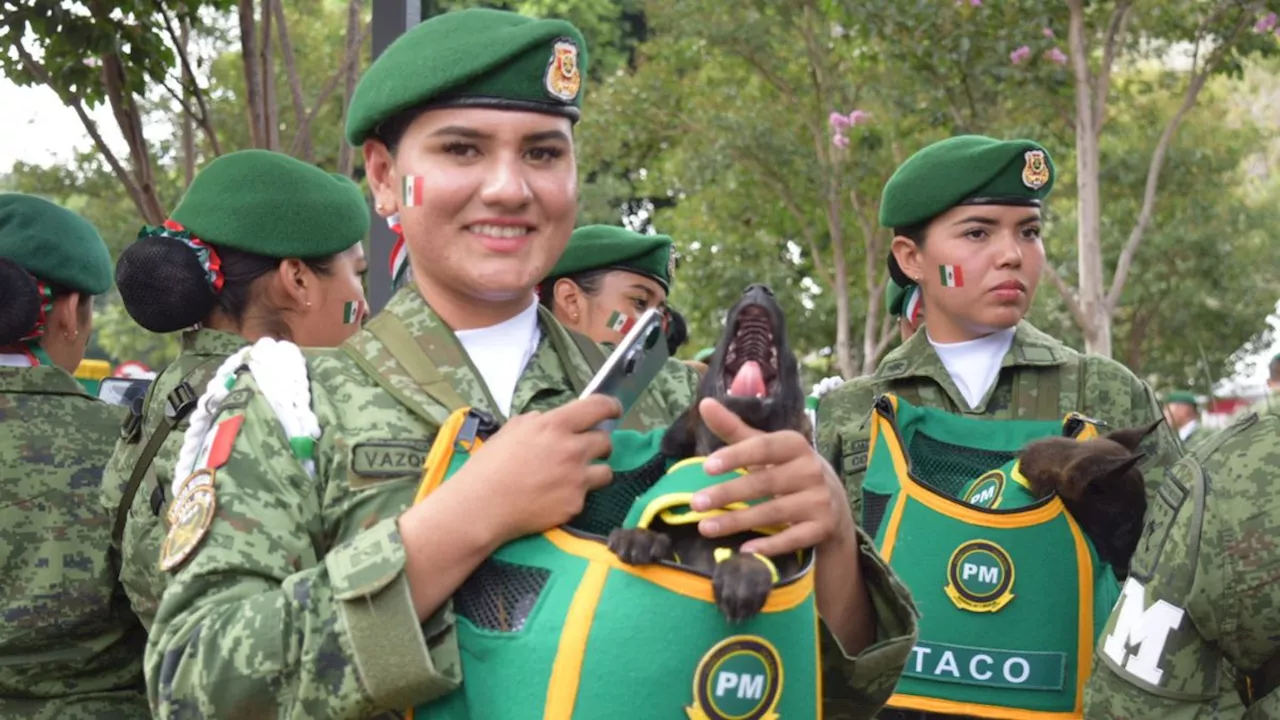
1010;45;1032;64
970;0;982;6
1255;12;1277;33
832;133;850;149
1042;27;1055;39
1044;47;1068;65
829;112;850;130
847;109;870;126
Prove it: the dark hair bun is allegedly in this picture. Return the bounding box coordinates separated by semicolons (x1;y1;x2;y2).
116;235;217;333
666;306;689;356
0;257;41;345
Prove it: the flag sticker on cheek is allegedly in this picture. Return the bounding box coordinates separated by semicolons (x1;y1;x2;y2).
342;300;363;324
940;265;964;288
402;175;425;207
606;311;636;334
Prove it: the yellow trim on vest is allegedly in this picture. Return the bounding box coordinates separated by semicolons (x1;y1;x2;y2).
1066;508;1094;715
1009;460;1033;492
886;694;1084;719
414;407;476;504
543;559;611;719
543;529;813;612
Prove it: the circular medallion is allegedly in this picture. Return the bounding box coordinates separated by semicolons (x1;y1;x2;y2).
688;635;783;720
159;483;217;572
962;469;1006;509
944;539;1016;613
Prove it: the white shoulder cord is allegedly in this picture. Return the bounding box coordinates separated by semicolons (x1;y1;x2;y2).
171;337;321;496
806;375;846;446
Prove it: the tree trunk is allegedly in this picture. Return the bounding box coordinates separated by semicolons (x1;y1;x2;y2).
824;195;853;378
180;14;196;187
1066;0;1110;356
101;52;167;223
273;0;310;160
239;0;265;148
260;0;279;151
337;0;364;176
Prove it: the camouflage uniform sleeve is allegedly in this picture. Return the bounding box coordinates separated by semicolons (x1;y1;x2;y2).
815;381;876;520
821;527;920;719
145;371;459;718
657;357;699;419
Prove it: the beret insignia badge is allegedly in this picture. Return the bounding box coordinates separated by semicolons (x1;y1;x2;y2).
1021;150;1050;190
545;39;581;102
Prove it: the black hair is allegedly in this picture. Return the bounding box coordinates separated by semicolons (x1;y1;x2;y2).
116;236;335;338
0;258;92;345
665;305;689;356
537;268;610;309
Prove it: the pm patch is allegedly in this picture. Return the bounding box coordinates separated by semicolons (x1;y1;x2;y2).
350;440;432;482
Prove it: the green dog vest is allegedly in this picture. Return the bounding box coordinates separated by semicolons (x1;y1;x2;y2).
411;411;819;720
862;394;1121;719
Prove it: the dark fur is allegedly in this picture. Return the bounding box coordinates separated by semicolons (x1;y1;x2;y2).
1016;419;1161;578
607;284;808;622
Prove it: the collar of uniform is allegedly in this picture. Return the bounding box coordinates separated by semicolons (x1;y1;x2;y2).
875;320;1068;381
0;365;91;396
508;306;578;415
182;327;249;357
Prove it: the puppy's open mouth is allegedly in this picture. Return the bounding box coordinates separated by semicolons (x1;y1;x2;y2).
724;304;779;399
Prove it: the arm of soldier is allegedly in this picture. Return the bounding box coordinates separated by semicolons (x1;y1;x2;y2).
815;385;872;520
145;372;460;719
820;528;920;719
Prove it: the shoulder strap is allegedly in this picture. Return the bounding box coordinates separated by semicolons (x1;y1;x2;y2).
111;381;199;549
373;312;469;412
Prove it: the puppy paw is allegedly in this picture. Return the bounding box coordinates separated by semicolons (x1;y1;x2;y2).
607;528;674;565
712;553;774;623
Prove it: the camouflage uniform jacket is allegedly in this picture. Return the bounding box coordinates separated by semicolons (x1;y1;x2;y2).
0;363;149;719
816;321;1182;519
1083;411;1280;719
100;328;246;630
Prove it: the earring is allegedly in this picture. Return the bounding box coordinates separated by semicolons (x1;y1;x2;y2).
306;300;312;308
571;312;579;321
376;203;385;213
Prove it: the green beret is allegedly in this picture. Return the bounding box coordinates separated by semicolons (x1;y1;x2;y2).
548;225;676;292
170;150;368;258
694;347;715;363
346;8;588;145
880;135;1056;229
0;193;112;294
1165;391;1198;406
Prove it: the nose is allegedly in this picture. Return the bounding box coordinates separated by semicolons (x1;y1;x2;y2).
479;154;533;209
995;231;1024;268
743;283;774;298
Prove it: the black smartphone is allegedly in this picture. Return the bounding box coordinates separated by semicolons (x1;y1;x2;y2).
579;307;670;432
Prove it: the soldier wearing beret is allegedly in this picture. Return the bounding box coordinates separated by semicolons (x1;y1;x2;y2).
816;135;1180;719
100;149;371;636
0;194;149;718
1162;390;1205;448
539;223;699;415
145;8;916;718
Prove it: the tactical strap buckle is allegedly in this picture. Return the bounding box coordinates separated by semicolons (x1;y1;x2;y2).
165;382;198;422
458;409;500;446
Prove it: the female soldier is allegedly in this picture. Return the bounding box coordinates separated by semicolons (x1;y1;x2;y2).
144;8;916;719
539;223;698;415
0;193;148;718
101;149;371;632
817;135;1180;719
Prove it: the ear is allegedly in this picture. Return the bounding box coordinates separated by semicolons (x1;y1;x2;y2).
276;258;311;308
1105;418;1165;451
363;139;398;215
890;234;924;285
1088;452;1146;489
553;278;582;320
47;292;81;337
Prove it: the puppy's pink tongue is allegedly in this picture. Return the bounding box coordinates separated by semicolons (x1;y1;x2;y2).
729;360;767;397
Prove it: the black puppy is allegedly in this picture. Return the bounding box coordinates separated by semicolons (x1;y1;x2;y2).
1017;419;1161;578
608;284;809;622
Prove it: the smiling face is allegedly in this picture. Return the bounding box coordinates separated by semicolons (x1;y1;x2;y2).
891;204;1045;343
364;106;578;328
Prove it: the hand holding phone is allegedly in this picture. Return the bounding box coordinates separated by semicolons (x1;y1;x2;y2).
578;307;671;432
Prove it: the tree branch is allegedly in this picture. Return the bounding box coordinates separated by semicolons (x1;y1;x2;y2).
289;22;369;156
1093;1;1134;131
13;43;153;220
1045;263;1093;336
239;0;265;147
337;0;364;176
1105;6;1252;310
156;1;222;155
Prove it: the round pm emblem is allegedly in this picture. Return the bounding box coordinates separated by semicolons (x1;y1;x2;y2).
688;635;783;720
944;540;1016;613
961;469;1006;509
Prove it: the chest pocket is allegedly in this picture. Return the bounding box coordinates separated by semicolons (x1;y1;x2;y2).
347;438;434;488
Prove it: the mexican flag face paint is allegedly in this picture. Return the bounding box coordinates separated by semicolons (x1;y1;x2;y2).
403;175;425;207
606;311;635;334
342;300;363;324
939;264;964;288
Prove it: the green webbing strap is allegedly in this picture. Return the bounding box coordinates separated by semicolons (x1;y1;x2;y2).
111;381;198;549
373;313;469;413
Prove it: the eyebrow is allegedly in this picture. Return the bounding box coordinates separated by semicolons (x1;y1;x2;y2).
950;214;1041;227
427;126;571;144
630;284;656;298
